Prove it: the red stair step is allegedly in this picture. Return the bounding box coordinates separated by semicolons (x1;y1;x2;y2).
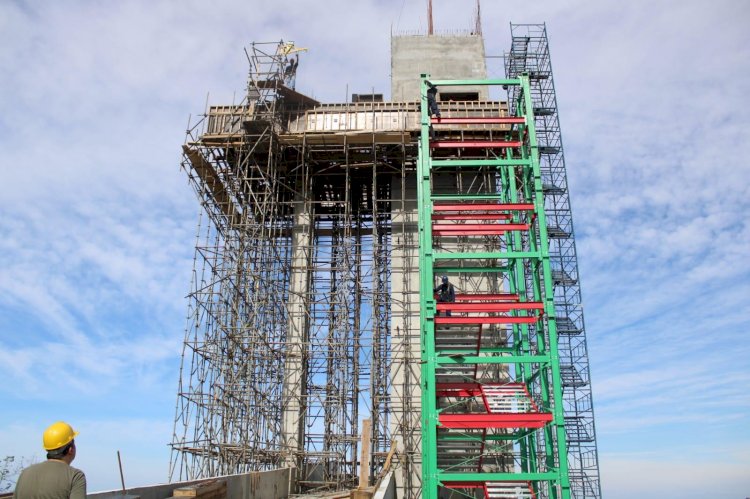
431;140;522;149
436;316;539;325
433;203;535;212
433;223;530;236
435;302;542;313
431;116;526;125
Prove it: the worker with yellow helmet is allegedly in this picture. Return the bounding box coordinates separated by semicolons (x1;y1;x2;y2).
13;421;86;499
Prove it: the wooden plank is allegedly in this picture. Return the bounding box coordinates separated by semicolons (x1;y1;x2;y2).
379;440;397;478
254;80;320;107
358;418;372;489
172;478;227;498
182;145;241;224
277;131;411;146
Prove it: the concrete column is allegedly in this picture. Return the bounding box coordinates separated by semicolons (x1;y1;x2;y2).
281;195;313;475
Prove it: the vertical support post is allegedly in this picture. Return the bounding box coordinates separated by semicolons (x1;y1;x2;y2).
521;73;571;499
507;25;602;497
282;191;313;473
359;418;372;489
417;74;438;499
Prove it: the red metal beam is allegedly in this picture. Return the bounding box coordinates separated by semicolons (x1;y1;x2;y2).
436;302;543;312
431;116;526;125
434;230;510;236
441;482;486;489
433;223;530;235
436;388;483;397
433;223;529;231
454;293;520;301
436;382;527;390
439;413;553;429
430;140;522;149
432;213;512;221
435;316;539;325
432;203;535;212
436;382;483;389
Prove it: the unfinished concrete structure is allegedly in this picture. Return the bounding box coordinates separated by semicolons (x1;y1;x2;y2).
170;25;600;499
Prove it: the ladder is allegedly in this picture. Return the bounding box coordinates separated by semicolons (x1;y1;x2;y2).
417;75;571;499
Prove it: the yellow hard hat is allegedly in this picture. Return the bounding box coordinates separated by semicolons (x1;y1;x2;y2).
42;421;79;450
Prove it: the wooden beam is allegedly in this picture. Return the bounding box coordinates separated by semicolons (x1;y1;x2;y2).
172;478;227;498
358;418;372;489
182;145;241;223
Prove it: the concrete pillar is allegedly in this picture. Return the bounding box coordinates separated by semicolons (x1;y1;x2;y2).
281;195;313;476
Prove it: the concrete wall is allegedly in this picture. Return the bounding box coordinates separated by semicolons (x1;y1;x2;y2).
372;472;397;499
87;467;292;499
390;35;488;102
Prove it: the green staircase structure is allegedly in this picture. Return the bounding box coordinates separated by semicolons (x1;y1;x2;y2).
417;75;571;499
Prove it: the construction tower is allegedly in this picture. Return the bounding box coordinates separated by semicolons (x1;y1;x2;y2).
417;73;570;498
505;24;601;498
170;25;601;499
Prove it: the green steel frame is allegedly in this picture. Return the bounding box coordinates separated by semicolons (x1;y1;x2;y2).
417;75;571;499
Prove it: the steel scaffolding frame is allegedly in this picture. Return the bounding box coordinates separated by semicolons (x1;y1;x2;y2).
418;75;571;499
169;26;601;497
169;41;404;491
505;23;602;499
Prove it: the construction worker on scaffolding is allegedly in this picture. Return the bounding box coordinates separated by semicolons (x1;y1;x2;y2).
427;83;441;118
426;82;441;140
13;421;86;499
283;53;299;89
279;42;307;90
434;275;455;316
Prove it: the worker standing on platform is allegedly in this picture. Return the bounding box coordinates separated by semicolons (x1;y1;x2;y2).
278;42;307;90
427;83;441;118
434;276;455;316
13;422;86;499
284;54;299;89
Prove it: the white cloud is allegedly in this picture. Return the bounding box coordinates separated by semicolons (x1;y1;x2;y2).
1;0;749;494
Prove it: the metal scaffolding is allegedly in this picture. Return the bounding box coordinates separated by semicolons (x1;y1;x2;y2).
169;25;601;498
169;40;419;492
418;75;571;499
505;23;602;499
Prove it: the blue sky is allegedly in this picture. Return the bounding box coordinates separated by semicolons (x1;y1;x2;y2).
1;0;748;497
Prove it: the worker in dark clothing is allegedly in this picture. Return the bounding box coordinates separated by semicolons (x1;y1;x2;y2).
427;83;441;118
434;276;455;316
284;54;299;89
426;83;440;140
14;421;86;499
